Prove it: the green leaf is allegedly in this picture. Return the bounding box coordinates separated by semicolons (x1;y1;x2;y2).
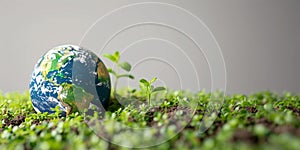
103;54;117;63
107;68;117;76
152;86;166;93
114;51;120;62
128;75;135;79
118;74;135;79
150;77;157;84
139;79;149;86
139;83;147;93
119;62;131;72
107;68;113;72
131;89;136;93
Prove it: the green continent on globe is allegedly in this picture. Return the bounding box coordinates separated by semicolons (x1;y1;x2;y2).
58;83;94;115
29;45;111;116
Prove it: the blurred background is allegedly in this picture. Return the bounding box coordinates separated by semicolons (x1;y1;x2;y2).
0;0;299;94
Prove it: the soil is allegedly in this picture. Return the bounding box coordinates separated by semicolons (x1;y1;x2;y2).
256;118;274;127
231;129;259;143
145;104;193;127
248;117;300;136
286;106;300;116
32;119;41;125
145;106;159;126
232;105;258;113
3;114;26;127
272;125;300;136
245;106;258;113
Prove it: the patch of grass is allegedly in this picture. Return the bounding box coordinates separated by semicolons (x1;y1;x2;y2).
0;91;300;150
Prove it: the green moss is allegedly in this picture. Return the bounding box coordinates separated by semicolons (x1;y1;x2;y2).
0;90;299;150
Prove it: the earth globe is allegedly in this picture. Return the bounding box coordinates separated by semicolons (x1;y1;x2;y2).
29;45;111;116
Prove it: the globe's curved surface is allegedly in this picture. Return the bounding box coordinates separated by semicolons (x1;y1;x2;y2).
29;45;111;116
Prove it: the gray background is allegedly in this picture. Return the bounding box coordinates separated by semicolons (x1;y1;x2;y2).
0;0;299;94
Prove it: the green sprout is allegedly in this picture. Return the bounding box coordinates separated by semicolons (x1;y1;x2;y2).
103;51;134;97
139;77;166;106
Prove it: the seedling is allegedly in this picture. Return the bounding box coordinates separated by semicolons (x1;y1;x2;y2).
139;77;166;106
103;51;134;97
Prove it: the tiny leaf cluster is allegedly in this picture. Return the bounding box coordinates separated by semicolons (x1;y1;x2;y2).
103;51;134;96
139;77;166;106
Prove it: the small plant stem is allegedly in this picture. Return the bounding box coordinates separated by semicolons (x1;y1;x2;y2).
113;65;120;97
148;94;151;106
148;87;151;106
113;77;118;96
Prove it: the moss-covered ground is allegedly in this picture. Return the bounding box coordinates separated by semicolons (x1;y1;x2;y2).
0;91;299;150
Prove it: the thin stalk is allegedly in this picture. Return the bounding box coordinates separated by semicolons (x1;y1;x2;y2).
113;65;120;98
148;87;151;106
